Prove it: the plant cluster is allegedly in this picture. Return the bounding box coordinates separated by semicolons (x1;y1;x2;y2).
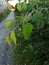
6;0;49;65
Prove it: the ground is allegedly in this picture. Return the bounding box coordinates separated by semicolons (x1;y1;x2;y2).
0;11;15;65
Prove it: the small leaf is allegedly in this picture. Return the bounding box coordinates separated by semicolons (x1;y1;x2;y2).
10;30;16;45
17;4;22;12
22;2;28;11
6;21;11;29
23;23;33;40
6;36;11;45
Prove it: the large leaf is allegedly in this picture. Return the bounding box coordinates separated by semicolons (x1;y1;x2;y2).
23;23;33;40
10;30;16;45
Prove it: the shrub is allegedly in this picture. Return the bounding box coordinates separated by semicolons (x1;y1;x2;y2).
6;0;49;65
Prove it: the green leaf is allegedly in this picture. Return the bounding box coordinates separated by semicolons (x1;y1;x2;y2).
6;36;11;45
6;21;11;29
17;3;22;12
22;2;28;11
23;23;33;40
10;30;16;45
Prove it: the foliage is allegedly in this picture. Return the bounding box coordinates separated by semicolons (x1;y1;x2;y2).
6;21;12;29
17;3;22;12
8;4;15;10
6;0;49;65
6;36;11;45
10;30;16;45
23;23;33;40
0;10;10;22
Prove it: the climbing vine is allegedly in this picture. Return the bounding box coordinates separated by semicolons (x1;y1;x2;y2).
6;0;49;65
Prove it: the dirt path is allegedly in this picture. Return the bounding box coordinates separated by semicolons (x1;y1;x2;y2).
0;11;15;65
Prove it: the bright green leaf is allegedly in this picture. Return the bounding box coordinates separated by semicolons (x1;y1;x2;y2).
6;21;11;29
10;30;16;45
23;23;33;40
17;4;22;12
